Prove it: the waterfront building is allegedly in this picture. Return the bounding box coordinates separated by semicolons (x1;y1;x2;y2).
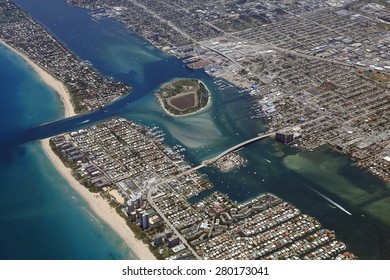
127;200;135;214
165;231;173;239
141;213;149;230
167;236;180;248
276;132;295;144
136;208;143;220
153;233;165;246
137;195;143;209
129;211;137;223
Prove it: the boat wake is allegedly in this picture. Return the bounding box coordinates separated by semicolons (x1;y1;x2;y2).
79;119;90;125
304;184;352;215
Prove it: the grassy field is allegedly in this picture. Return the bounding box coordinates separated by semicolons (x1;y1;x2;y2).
158;78;210;116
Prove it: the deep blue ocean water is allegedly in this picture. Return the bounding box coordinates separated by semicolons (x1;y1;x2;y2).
0;0;388;259
0;44;135;259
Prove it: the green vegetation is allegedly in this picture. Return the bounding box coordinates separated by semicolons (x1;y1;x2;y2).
68;87;88;113
114;206;173;260
112;131;127;146
157;78;210;116
50;139;174;260
238;68;249;75
84;180;101;193
366;71;390;82
49;140;76;169
0;8;27;23
49;139;100;193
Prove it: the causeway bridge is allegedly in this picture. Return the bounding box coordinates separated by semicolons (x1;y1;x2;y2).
202;132;274;166
178;131;275;176
146;131;275;259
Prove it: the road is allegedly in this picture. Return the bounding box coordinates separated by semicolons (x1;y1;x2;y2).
146;186;201;259
203;132;274;166
145;131;275;259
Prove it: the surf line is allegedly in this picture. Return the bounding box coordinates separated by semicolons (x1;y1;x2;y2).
303;184;352;215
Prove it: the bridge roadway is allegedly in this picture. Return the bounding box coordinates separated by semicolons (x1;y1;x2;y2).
202;132;274;166
146;132;275;259
165;131;275;177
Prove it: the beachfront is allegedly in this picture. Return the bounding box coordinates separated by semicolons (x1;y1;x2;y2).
0;2;131;112
0;5;158;257
41;138;156;260
0;38;155;260
0;40;76;118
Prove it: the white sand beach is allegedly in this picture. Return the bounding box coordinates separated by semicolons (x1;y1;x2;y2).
1;39;155;260
0;40;76;118
41;138;156;260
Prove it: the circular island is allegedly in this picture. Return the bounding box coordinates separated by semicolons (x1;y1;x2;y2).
156;78;210;116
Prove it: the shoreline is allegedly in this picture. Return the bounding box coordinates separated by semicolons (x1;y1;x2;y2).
0;40;76;118
157;79;213;118
40;138;156;260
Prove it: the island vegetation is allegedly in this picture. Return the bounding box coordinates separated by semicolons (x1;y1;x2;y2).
156;78;210;116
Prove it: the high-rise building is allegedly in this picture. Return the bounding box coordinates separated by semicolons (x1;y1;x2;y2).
136;208;143;221
153;233;164;246
167;236;180;248
141;213;149;230
129;211;137;223
165;231;173;239
137;195;143;209
127;200;134;214
276;132;295;144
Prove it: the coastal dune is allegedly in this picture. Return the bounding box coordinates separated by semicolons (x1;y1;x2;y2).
0;40;76;118
41;138;156;260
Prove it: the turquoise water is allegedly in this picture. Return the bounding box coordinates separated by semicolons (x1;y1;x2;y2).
0;44;135;260
1;0;389;259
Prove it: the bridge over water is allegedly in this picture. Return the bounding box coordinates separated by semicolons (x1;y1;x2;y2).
146;131;275;259
179;131;275;175
202;132;275;166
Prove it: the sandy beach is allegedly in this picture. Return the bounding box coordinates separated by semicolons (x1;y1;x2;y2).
41;138;156;260
2;39;155;260
0;40;76;118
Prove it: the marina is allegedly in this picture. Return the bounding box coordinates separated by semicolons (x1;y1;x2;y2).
0;0;389;260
